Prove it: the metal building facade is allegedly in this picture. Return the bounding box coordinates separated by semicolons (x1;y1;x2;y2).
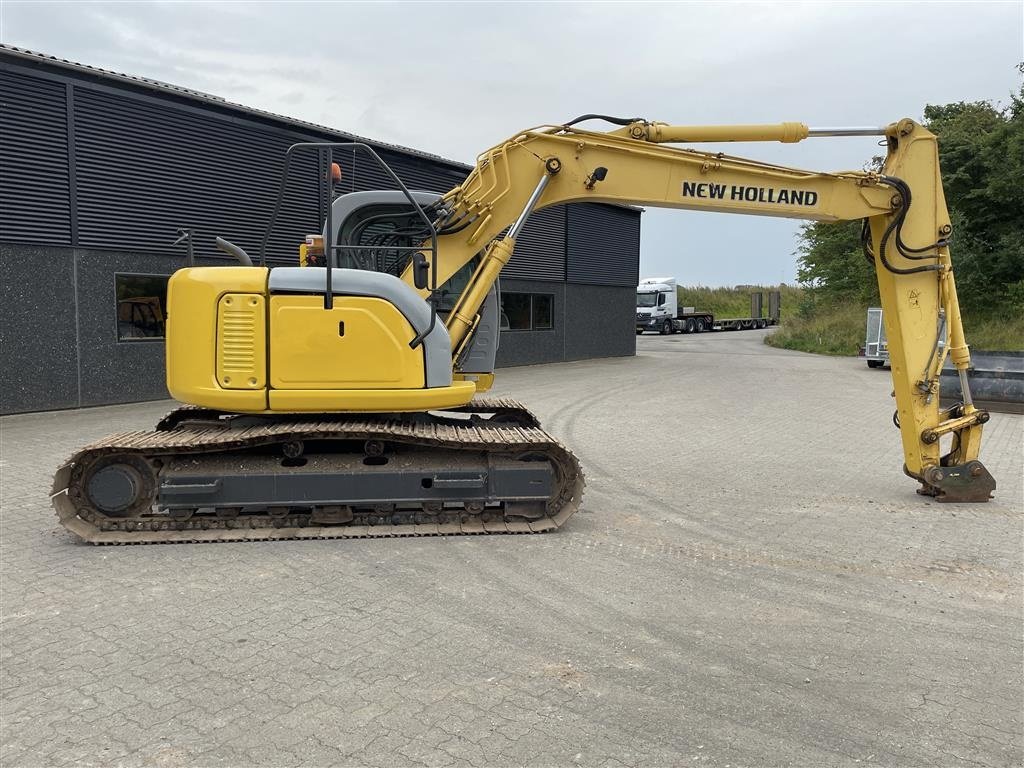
0;46;640;414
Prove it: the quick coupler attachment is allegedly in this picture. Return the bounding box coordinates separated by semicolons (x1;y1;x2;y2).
907;461;996;503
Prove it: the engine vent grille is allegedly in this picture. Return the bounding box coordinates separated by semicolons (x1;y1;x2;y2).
216;294;265;389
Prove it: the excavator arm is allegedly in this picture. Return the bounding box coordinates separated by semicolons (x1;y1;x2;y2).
406;117;992;501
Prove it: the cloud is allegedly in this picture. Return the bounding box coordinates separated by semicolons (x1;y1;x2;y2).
2;0;1021;285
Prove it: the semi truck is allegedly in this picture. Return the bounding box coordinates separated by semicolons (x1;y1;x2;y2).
635;277;780;334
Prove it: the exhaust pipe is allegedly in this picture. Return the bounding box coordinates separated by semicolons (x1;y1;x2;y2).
215;237;253;267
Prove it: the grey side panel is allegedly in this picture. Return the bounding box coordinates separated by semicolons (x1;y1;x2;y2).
422;325;453;389
459;284;500;374
268;267;452;388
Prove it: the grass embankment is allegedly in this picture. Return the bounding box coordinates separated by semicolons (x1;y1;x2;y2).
675;284;803;321
765;304;1024;355
674;285;1023;354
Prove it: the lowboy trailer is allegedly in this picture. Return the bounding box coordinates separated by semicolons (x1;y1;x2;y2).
636;277;780;334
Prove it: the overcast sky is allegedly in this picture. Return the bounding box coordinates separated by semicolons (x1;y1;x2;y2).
2;1;1021;286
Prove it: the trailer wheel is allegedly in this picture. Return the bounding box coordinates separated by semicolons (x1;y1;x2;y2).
695;318;705;332
660;320;673;335
758;319;767;329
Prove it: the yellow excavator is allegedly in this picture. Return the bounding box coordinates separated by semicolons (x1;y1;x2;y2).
52;116;996;543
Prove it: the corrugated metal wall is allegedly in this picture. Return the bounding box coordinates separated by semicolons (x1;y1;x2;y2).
503;206;566;281
72;87;322;262
1;62;637;285
4;63;634;286
566;203;641;286
0;64;472;265
0;71;71;244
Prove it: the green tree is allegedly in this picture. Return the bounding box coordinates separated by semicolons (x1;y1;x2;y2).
794;219;876;312
923;80;1024;310
794;72;1024;317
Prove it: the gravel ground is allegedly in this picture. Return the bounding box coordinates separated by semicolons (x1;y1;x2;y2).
2;329;1021;767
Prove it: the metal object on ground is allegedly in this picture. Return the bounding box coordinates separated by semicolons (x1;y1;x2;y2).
939;352;1024;415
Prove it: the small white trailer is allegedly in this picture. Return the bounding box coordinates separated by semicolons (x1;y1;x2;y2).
862;307;889;368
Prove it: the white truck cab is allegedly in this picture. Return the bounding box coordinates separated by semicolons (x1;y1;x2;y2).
636;277;678;335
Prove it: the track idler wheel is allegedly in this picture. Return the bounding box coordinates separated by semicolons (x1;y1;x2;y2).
81;455;156;519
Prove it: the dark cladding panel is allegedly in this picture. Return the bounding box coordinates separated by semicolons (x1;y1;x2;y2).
74;248;201;407
494;279;566;367
564;283;636;361
0;70;71;244
324;147;465;197
378;150;466;194
0;244;78;413
502;206;566;282
72;87;322;263
566;203;640;285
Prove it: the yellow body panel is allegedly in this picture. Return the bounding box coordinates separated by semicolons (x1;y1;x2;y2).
454;372;495;392
167;267;269;411
168;268;463;413
216;293;266;390
269;381;476;412
269;296;424;390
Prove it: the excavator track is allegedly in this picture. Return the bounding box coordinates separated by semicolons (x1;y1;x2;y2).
51;398;584;545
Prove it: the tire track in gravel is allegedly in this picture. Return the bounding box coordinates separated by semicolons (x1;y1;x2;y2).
427;534;938;766
515;353;1017;606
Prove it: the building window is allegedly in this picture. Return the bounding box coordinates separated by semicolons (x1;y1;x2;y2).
435;259;478;315
500;292;555;331
116;274;169;341
532;294;553;329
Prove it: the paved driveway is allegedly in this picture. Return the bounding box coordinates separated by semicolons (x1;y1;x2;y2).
2;330;1021;767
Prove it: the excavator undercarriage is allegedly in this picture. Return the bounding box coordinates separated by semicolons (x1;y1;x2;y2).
52;399;584;544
